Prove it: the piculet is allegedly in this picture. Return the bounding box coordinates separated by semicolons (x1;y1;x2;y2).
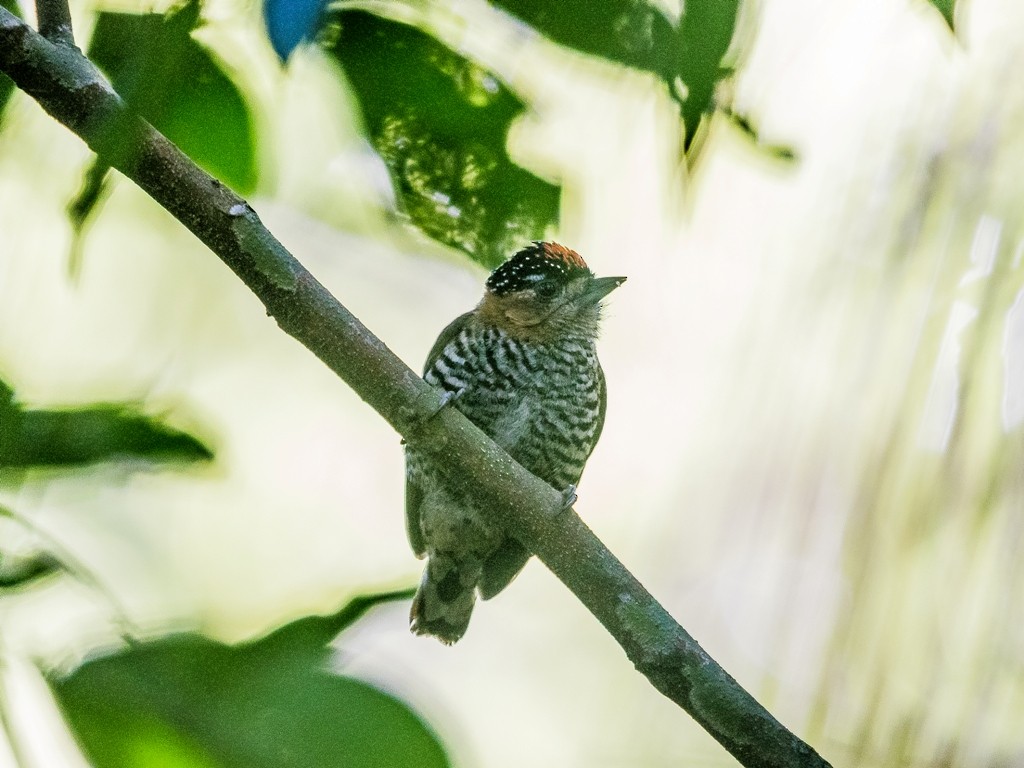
405;241;626;643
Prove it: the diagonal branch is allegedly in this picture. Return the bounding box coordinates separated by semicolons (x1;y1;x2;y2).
0;10;831;768
34;0;74;46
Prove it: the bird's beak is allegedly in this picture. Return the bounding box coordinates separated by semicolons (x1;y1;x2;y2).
582;275;627;305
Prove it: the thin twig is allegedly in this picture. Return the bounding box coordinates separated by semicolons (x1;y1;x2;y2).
0;12;831;767
0;506;139;643
34;0;74;46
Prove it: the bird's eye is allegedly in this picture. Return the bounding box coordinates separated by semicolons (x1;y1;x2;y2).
534;281;558;299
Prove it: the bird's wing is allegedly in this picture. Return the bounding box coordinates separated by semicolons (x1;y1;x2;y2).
422;310;474;376
405;310;474;557
404;469;426;556
591;362;608;458
479;537;531;599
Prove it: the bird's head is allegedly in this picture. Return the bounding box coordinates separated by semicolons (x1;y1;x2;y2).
475;242;626;342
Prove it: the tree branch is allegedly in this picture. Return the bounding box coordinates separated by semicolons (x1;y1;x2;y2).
34;0;74;46
0;11;831;767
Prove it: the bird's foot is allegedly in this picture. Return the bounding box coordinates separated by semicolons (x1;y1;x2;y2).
559;484;578;510
432;387;466;416
403;387;466;444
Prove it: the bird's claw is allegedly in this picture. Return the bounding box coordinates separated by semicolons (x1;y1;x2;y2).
559;484;578;510
431;387;465;417
402;387;467;445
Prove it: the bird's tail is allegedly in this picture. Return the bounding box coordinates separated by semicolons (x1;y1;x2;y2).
410;553;479;644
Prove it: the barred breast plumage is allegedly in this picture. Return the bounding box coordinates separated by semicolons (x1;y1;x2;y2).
405;242;625;643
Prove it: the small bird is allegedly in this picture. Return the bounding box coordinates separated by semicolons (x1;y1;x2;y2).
405;242;625;643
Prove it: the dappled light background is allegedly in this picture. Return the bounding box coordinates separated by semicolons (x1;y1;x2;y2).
2;0;1024;765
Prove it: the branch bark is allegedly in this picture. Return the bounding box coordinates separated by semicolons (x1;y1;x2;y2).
34;0;74;46
0;11;832;767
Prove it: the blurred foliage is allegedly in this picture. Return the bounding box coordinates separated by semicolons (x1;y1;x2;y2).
720;108;797;161
67;159;114;277
264;0;328;61
494;0;681;77
927;0;957;30
68;0;257;261
49;588;451;768
492;0;742;148
675;0;744;140
0;378;212;468
0;539;61;590
322;10;559;268
306;1;754;265
87;0;257;194
0;0;20;123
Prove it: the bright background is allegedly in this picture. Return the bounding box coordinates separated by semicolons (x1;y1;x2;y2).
2;0;1024;765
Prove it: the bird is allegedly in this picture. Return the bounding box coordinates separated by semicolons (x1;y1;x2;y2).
404;241;626;643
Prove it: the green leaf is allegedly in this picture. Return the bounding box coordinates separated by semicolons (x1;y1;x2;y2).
676;0;744;144
322;10;559;268
491;0;679;82
67;159;114;278
49;589;449;768
490;0;744;150
927;0;956;31
0;379;212;468
87;0;258;194
0;549;62;589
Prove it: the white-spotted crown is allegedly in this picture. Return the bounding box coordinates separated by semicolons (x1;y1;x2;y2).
486;242;592;296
